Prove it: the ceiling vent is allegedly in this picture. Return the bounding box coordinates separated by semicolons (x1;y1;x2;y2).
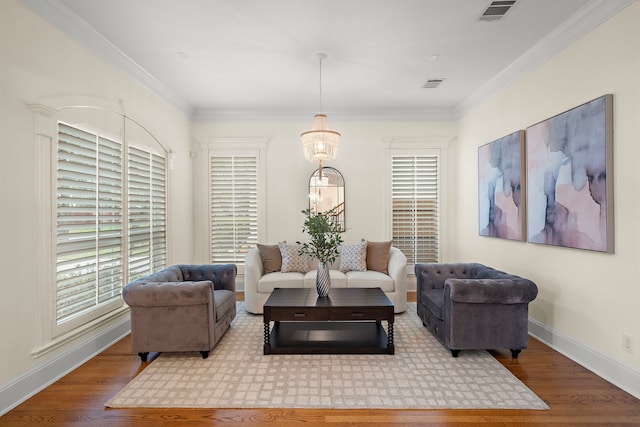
422;78;446;89
479;1;516;22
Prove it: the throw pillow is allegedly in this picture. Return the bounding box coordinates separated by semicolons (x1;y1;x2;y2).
257;243;282;274
278;242;309;273
364;240;392;274
339;241;367;272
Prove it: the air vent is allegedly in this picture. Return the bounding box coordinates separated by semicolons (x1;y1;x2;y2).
479;1;516;22
422;78;445;89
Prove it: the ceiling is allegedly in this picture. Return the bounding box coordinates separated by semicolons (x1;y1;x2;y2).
22;0;632;121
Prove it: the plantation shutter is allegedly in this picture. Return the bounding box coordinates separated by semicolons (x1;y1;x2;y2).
56;123;123;323
128;146;167;281
210;155;258;263
391;155;439;265
151;153;167;272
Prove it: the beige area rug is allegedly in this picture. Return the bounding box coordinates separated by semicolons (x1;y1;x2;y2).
106;302;548;410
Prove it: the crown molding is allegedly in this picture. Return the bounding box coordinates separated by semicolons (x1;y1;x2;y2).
455;0;635;119
20;0;194;118
192;108;456;122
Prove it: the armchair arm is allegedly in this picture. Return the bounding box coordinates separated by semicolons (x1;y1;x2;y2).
444;278;538;304
123;280;214;307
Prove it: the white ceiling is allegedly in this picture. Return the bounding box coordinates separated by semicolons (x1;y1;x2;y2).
22;0;633;120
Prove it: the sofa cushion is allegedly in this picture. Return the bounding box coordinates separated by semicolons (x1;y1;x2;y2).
278;242;309;273
257;243;282;274
303;269;348;288
345;271;394;292
257;272;305;293
364;240;392;274
339;241;367;272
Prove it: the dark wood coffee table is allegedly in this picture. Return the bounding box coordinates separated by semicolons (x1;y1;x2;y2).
263;287;394;355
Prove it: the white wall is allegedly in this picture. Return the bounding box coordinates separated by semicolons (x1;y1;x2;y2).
454;2;640;392
191;119;457;262
0;0;192;411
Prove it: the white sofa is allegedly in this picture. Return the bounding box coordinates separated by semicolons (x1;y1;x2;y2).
244;245;407;314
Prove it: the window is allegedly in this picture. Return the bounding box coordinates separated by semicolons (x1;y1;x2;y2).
209;154;258;263
391;155;440;265
55;122;166;329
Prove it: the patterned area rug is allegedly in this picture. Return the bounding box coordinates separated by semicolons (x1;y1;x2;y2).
105;302;548;410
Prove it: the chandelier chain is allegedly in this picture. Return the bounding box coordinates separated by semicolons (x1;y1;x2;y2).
318;55;324;113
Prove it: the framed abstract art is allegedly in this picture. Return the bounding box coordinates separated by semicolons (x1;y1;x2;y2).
478;130;525;241
526;94;614;252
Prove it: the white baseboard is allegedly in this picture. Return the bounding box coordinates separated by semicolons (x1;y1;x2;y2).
529;318;640;399
0;316;131;416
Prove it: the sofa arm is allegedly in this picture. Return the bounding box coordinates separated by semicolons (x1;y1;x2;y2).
388;246;407;292
244;247;263;295
123;280;214;307
444;278;538;304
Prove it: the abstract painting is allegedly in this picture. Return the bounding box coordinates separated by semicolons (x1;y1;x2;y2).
478;130;525;241
526;94;613;252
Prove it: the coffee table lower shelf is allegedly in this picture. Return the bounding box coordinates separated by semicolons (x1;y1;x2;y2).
264;321;394;355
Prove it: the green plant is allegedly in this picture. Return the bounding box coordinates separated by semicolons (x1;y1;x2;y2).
298;208;344;264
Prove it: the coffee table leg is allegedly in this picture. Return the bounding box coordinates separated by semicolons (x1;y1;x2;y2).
263;321;271;355
387;321;395;354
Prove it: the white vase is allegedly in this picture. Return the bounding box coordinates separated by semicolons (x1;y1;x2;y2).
316;261;331;297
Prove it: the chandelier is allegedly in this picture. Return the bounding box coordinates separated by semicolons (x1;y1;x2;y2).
300;53;341;171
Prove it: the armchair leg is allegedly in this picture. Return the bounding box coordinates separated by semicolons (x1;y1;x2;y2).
200;351;209;359
510;349;521;359
451;349;459;357
138;352;149;362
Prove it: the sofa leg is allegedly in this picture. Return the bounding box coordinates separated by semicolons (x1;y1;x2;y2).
200;351;209;359
510;349;521;359
138;352;149;362
451;349;459;357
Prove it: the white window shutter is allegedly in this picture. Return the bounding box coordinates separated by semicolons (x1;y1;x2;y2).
56;123;124;323
151;153;167;272
128;146;167;281
391;155;439;265
210;155;258;263
96;135;124;304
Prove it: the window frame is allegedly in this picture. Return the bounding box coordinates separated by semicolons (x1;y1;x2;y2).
194;138;268;274
53;121;168;337
29;100;169;357
382;137;451;273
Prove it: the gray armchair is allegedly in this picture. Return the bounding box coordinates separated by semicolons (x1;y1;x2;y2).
415;262;538;358
122;264;237;360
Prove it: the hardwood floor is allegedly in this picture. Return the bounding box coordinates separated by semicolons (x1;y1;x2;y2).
2;293;639;426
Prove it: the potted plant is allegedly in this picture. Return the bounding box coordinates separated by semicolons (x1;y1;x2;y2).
298;208;343;296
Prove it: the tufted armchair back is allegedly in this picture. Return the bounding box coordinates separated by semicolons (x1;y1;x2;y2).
179;264;237;291
415;262;482;290
143;265;184;282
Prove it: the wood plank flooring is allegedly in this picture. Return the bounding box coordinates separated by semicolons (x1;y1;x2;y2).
2;293;639;426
